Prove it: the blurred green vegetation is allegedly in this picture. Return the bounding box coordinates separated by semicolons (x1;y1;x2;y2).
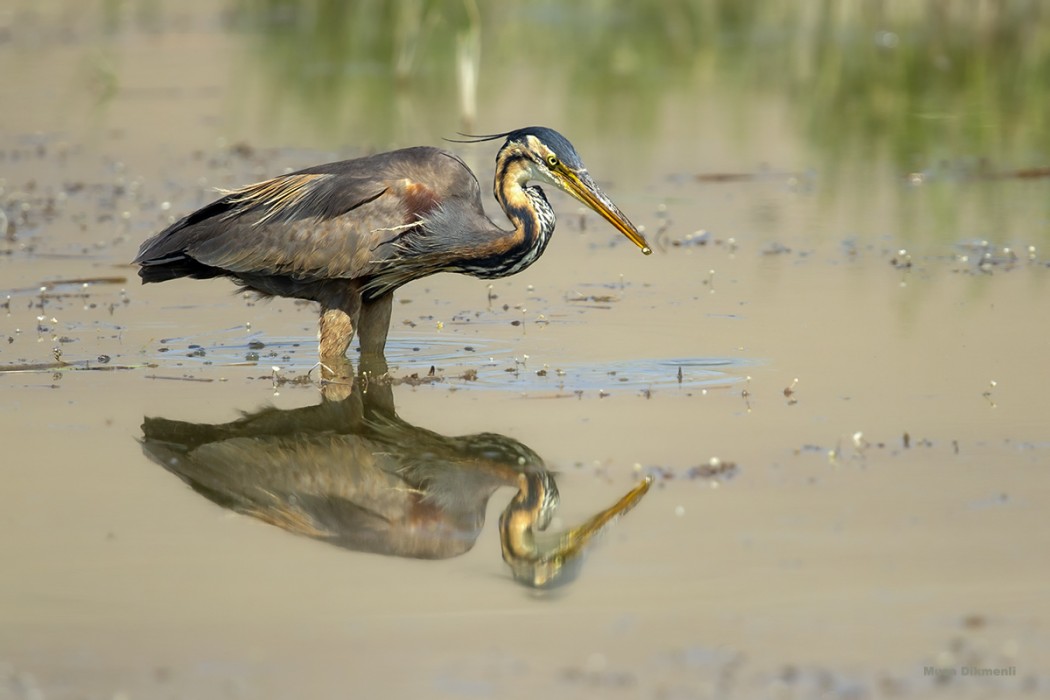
29;0;1044;243
225;0;1050;173
226;0;472;145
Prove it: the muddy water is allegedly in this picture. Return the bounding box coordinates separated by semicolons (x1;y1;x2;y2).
3;3;1049;699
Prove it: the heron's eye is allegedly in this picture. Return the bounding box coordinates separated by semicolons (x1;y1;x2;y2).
546;154;559;168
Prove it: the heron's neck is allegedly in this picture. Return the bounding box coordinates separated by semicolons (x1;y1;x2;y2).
499;471;560;562
463;155;555;279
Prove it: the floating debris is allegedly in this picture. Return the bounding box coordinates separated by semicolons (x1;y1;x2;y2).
953;240;1026;274
566;292;619;303
761;241;792;256
640;458;738;484
890;249;912;269
686;458;739;481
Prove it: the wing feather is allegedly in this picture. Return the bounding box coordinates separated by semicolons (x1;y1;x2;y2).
135;147;477;286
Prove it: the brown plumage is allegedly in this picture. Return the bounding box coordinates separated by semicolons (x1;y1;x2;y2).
135;126;651;359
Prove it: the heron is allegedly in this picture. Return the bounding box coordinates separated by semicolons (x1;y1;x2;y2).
134;126;651;360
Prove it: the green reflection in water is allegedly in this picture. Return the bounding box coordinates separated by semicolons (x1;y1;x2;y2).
63;0;1048;243
228;0;1049;171
227;0;478;145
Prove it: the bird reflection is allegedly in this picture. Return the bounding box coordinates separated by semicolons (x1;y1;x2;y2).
139;359;649;588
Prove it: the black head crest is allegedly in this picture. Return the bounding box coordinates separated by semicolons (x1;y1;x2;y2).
446;126;583;169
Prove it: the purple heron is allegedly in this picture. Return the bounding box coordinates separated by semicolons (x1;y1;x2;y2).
135;127;651;359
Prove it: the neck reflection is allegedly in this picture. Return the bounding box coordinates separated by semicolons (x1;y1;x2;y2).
139;358;649;589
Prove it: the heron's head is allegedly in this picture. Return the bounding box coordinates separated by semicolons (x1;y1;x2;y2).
454;126;652;255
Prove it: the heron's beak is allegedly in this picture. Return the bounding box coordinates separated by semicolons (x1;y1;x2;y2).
500;474;653;589
560;170;652;255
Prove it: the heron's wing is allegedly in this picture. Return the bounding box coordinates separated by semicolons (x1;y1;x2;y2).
135;147;478;284
136;174;428;282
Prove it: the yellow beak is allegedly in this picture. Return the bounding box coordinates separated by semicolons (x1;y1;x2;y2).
560;170;652;255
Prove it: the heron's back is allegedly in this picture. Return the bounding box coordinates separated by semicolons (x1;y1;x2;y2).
134;146;486;298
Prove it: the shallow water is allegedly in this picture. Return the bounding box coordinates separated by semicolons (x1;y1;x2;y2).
3;2;1049;699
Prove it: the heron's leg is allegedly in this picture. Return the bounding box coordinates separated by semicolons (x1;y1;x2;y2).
357;292;393;357
319;356;356;402
319;302;358;360
316;305;357;397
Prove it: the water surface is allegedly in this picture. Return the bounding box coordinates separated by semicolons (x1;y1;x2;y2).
2;2;1048;698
